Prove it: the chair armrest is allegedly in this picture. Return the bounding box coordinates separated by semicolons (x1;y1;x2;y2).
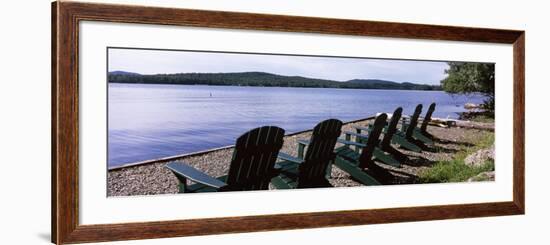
165;162;227;189
343;131;369;139
337;138;366;148
297;139;310;159
277;152;304;164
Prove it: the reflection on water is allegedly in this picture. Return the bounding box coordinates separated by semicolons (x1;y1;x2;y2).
108;83;486;167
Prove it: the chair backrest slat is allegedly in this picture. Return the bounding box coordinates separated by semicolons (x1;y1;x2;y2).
225;126;285;191
359;113;387;168
405;104;423;138
381;107;402;147
420;103;436;132
298;119;343;187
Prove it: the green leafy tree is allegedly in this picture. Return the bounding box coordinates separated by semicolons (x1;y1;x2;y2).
441;62;495;111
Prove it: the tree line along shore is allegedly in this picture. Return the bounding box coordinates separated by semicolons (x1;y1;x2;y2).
108;71;442;90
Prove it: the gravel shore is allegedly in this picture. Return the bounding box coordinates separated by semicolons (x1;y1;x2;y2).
108;119;492;196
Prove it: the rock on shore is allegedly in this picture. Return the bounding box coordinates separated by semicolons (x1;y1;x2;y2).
464;146;495;167
468;171;495;182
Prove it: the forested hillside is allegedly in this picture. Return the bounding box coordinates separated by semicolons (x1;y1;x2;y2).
108;71;441;90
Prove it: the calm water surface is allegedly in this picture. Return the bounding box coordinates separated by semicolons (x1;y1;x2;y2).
108;84;486;167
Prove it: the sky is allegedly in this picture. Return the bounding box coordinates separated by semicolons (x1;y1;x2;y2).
108;48;451;85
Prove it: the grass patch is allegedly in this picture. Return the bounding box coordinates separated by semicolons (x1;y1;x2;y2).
470;114;495;123
454;130;494;159
460;111;494;123
419;130;495;183
419;160;494;183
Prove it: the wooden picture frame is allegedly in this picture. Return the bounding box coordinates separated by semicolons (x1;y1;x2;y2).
52;1;525;244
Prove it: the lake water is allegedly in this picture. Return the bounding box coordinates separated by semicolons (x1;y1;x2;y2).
108;84;486;167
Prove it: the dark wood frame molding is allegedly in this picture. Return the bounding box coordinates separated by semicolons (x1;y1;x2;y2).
52;1;525;244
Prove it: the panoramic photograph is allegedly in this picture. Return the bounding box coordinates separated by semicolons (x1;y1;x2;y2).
107;48;495;196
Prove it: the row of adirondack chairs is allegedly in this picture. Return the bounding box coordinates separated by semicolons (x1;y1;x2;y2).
166;103;437;193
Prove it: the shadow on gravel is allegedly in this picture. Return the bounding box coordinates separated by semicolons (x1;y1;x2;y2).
423;146;458;154
435;138;474;147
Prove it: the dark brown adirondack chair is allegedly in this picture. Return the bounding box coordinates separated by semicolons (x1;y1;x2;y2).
166;126;285;193
332;113;389;185
271;119;343;189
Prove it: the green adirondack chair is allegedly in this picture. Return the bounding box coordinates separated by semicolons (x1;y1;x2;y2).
363;107;410;162
378;107;410;161
392;104;425;152
332;114;390;186
271;119;343;189
165;126;285;193
399;103;436;147
343;116;401;168
404;102;436;145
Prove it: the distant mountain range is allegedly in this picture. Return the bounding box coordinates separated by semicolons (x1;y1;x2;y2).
108;71;441;91
109;71;142;76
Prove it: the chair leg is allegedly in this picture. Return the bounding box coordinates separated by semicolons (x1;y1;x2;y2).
175;175;188;193
325;162;333;179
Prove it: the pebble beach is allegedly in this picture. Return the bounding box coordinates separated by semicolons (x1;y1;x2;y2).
107;118;493;197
